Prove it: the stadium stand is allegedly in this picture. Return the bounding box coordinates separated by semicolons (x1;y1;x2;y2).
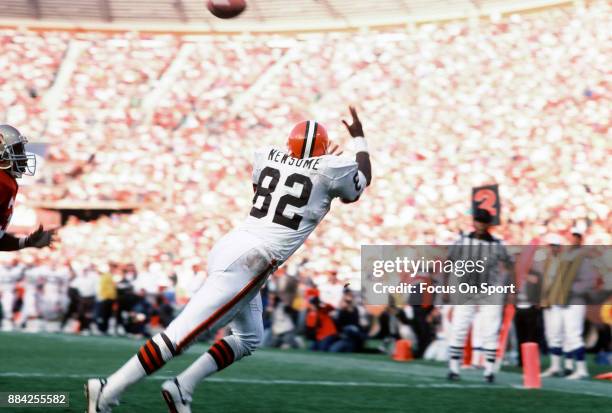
0;1;609;328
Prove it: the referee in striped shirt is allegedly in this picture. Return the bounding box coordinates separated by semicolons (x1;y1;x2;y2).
446;209;514;383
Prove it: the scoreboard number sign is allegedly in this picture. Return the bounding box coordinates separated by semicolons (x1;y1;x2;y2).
472;184;501;225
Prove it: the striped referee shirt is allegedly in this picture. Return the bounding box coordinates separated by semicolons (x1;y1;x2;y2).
447;231;513;304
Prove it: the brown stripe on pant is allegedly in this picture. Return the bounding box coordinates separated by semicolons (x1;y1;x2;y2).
175;262;273;353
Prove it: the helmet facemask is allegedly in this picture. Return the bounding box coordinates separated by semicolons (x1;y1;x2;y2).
0;133;36;178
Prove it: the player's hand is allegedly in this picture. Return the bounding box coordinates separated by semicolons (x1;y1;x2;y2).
327;141;343;156
341;106;364;138
25;225;57;249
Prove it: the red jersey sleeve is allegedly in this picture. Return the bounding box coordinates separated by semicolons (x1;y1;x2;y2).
0;172;19;236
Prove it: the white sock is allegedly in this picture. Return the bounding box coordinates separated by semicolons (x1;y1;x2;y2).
575;360;588;375
449;358;460;374
177;353;219;395
103;356;146;402
483;348;497;376
484;360;495;376
564;357;574;371
549;354;561;371
472;349;482;366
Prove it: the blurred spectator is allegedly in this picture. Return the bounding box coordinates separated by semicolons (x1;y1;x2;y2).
126;289;152;337
114;267;135;335
305;296;338;351
154;293;175;328
0;258;23;331
370;298;412;353
60;267;80;331
265;293;299;349
407;306;436;359
95;266;117;334
329;290;367;353
74;266;97;334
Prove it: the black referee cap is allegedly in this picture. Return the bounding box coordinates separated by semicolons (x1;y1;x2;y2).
473;209;493;224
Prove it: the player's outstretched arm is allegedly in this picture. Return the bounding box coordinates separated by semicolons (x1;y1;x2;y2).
0;225;57;251
342;106;372;186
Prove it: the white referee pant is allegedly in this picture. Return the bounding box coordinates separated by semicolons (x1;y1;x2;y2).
449;305;502;368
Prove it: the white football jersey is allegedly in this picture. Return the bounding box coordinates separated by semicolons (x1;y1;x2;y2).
240;146;366;262
0;264;23;288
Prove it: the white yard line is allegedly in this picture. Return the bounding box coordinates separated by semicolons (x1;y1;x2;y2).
0;372;610;398
0;372;500;388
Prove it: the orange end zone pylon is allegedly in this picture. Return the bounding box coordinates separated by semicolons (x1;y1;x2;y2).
594;372;612;380
521;342;541;388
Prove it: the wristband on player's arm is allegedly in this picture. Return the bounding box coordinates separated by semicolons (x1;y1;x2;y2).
349;136;368;153
0;233;26;251
351;137;371;186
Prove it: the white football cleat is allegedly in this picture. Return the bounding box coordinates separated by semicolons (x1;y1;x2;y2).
85;378;115;413
161;378;192;413
565;370;589;380
540;367;562;378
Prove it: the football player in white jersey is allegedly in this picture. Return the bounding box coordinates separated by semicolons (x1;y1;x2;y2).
0;258;23;331
86;107;372;413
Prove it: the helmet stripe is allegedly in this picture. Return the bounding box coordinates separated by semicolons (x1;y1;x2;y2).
299;121;308;158
310;122;318;157
303;120;316;158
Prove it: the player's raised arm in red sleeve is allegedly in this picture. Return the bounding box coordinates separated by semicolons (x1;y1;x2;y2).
342;106;372;186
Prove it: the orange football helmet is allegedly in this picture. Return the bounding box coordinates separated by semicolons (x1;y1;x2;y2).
287;120;329;158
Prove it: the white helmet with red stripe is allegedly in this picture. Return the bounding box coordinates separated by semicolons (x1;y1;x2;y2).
287;120;329;159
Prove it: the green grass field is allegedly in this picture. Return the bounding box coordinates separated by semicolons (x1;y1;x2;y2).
0;332;610;413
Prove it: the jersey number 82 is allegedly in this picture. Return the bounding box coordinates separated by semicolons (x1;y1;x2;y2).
250;166;313;230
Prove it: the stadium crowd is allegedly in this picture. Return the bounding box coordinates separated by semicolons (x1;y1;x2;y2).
0;3;610;360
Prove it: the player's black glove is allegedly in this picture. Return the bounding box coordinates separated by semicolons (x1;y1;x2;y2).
25;225;56;248
342;106;365;138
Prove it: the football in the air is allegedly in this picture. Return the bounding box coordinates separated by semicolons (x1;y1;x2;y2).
207;0;247;19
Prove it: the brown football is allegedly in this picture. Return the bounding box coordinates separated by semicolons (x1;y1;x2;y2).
207;0;247;19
